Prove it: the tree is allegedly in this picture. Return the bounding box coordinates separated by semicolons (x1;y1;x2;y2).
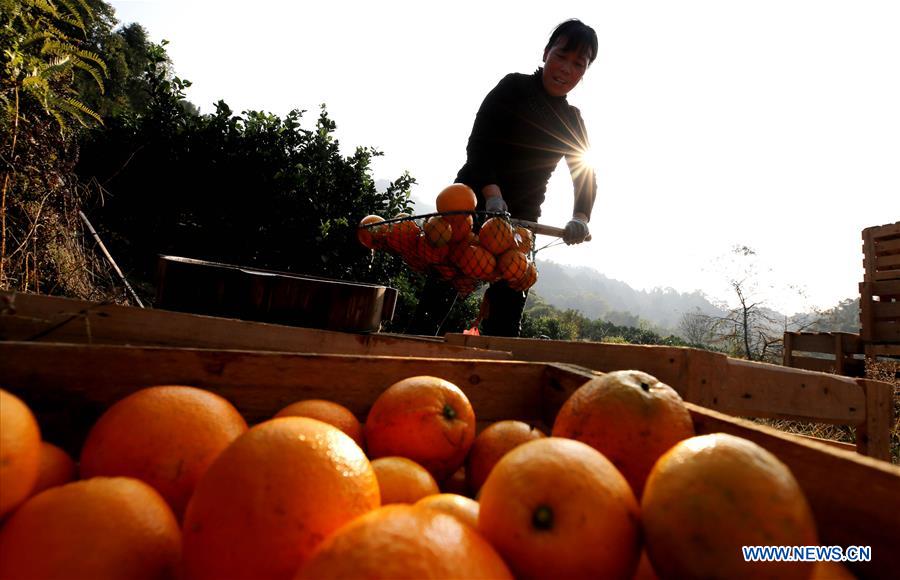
679;309;716;347
692;245;816;362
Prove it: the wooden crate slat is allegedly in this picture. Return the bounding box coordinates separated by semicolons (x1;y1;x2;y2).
445;334;691;395
865;279;900;297
788;332;840;354
874;237;900;255
863;221;900;240
873;269;900;282
865;344;900;357
871;321;900;343
786;355;836;374
718;359;866;426
447;334;868;426
0;292;512;360
872;300;900;320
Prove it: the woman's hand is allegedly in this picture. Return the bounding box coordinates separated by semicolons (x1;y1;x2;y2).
483;184;508;213
563;216;590;245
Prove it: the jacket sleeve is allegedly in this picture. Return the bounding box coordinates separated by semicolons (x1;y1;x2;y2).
566;106;598;220
457;75;515;192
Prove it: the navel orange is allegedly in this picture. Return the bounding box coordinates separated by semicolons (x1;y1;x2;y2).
552;370;695;497
642;433;818;579
0;477;181;580
182;417;380;580
466;420;545;496
79;385;248;520
0;388;41;517
478;437;641;579
295;505;511;579
365;376;476;482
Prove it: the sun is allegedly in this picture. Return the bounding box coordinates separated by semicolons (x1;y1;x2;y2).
567;146;600;179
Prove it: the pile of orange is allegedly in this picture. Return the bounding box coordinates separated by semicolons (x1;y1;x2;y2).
1;367;837;579
357;183;539;296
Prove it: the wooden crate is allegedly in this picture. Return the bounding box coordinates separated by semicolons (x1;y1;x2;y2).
861;222;900;344
445;334;894;461
782;331;865;376
860;280;900;343
862;221;900;284
0;292;511;360
1;342;898;578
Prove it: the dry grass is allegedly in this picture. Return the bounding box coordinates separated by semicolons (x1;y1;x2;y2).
1;193;127;304
753;358;900;464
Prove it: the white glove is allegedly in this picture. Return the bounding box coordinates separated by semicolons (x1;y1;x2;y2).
563;217;590;245
485;196;508;214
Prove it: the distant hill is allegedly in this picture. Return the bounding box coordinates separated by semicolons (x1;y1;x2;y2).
532;260;724;333
531;260;860;336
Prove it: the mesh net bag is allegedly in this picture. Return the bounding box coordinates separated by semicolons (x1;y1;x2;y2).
358;211;539;297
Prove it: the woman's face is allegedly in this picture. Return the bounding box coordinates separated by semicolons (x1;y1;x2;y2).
541;36;591;97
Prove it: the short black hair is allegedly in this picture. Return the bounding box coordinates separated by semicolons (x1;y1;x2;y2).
545;19;598;64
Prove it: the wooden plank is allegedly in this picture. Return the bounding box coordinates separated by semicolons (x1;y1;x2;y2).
787;355;836;374
715;359;864;424
445;334;691;395
0;292;512;360
872;300;900;320
856;379;894;461
788;333;840;354
874;237;900;255
874;253;900;270
683;403;900;580
0;342;593;455
863;227;878;282
871;321;900;342
865;344;900;357
790;356;865;378
867;279;900;297
449;333;892;457
860;284;875;342
795;434;857;452
782;331;794;367
864;221;900;240
781;332;862;356
873;269;900;282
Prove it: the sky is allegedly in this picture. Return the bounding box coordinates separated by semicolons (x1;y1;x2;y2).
109;0;899;314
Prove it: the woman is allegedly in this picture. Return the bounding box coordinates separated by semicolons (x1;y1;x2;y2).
412;19;598;337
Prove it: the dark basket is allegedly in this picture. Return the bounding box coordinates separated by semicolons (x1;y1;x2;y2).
359;211;539;296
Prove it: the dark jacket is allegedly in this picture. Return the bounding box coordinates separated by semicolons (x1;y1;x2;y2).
455;68;597;222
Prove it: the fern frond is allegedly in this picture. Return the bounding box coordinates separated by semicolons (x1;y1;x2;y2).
73;0;93;19
28;0;60;19
71;58;104;93
58;13;86;33
42;39;81;57
38;55;74;80
21;75;51;92
37;20;71;41
22;31;54;47
49;106;69;133
59;95;102;125
55;0;86;31
73;48;107;75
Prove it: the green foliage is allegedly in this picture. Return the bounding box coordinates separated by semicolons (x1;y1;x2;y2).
76;40;418;306
520;295;693;346
1;0;107;131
